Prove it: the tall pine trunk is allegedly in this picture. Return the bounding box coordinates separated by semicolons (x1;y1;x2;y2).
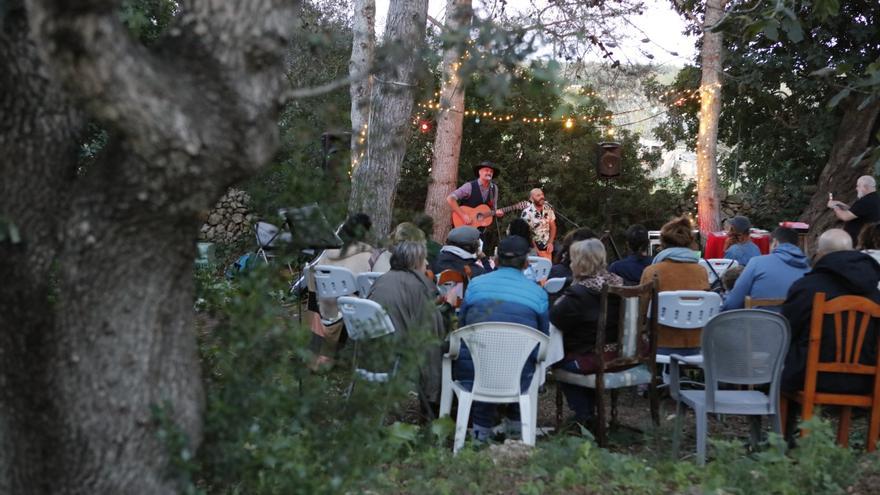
423;0;473;243
695;0;726;236
347;0;428;237
350;0;375;168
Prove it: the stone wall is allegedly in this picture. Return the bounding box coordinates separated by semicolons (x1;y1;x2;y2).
199;188;254;244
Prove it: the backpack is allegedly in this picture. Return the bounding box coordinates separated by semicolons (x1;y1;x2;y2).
225;252;257;280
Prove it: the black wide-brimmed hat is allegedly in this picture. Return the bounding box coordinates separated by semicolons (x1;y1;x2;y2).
472;160;500;178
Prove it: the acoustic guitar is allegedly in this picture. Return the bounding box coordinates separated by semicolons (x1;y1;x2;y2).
451;201;528;228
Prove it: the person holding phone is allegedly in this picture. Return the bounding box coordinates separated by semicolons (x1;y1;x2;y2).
827;176;880;244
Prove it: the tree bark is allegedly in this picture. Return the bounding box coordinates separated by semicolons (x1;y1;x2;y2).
694;0;726;236
347;0;428;238
0;1;298;492
349;0;375;168
423;0;473;243
799;98;880;250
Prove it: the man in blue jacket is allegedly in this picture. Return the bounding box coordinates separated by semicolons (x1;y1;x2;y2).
722;227;810;311
453;235;550;442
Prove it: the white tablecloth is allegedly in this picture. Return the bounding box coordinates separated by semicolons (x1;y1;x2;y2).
539;324;565;385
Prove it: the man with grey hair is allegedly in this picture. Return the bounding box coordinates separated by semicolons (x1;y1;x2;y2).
828;175;880;244
781;228;880;396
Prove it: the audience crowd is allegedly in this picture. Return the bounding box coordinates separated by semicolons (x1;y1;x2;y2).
303;185;880;446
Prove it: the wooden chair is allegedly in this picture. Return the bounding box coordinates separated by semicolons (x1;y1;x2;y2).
745;296;786;309
553;278;660;446
780;293;880;450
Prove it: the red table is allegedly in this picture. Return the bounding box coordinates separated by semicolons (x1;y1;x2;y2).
704;231;771;259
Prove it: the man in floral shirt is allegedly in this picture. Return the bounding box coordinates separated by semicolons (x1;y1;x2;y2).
521;188;556;259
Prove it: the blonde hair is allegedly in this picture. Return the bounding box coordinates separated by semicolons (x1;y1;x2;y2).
569;239;606;279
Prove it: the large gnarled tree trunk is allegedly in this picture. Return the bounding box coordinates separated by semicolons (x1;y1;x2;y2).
0;1;297;492
423;0;473;243
348;0;428;237
694;0;726;235
800;98;880;249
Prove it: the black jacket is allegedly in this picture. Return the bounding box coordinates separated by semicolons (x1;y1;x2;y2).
550;284;620;356
431;249;486;279
781;250;880;393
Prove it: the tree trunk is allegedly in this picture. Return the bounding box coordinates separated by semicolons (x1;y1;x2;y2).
350;0;375;168
424;0;473;243
694;0;726;236
347;0;428;238
0;1;297;492
799;98;880;249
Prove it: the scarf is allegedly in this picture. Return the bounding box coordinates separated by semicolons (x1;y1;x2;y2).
440;245;476;260
576;269;624;292
652;247;700;264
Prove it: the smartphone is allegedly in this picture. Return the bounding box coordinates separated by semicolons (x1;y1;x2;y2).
829;193;833;201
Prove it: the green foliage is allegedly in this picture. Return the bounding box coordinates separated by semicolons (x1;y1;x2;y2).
195;265;441;494
652;0;880;218
119;0;176;44
242;0;353;223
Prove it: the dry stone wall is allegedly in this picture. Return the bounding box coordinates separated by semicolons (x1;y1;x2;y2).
199;188;255;244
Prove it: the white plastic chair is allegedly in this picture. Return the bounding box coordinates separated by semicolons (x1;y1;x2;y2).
543;277;566;294
312;265;359;325
356;271;384;298
527;256;552;283
648;230;662;255
698;258;738;286
654;290;722;367
337;296;398;395
670;310;790;465
439;323;549;453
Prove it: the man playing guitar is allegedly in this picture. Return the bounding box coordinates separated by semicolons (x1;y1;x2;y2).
521;188;556;260
447;161;505;228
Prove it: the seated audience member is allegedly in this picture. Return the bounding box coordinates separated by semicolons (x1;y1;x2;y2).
723;215;761;266
722;226;810;311
609;224;652;285
781;229;880;394
372;222;427;272
858;222;880;266
507;217;539;280
431;226;487;278
413;213;442;266
367;240;447;414
550;239;624;426
720;265;744;293
307;213;378;369
549;227;598;280
640;217;709;353
507;217;534;244
453;236;550;442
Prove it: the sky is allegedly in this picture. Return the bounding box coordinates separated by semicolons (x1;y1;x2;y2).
373;0;697;67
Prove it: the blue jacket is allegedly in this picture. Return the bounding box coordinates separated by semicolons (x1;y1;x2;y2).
722;243;810;311
453;267;550;390
724;240;762;267
609;254;652;285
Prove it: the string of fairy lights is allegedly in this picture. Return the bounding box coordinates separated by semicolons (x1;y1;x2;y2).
349;35;719;172
411;86;703;131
